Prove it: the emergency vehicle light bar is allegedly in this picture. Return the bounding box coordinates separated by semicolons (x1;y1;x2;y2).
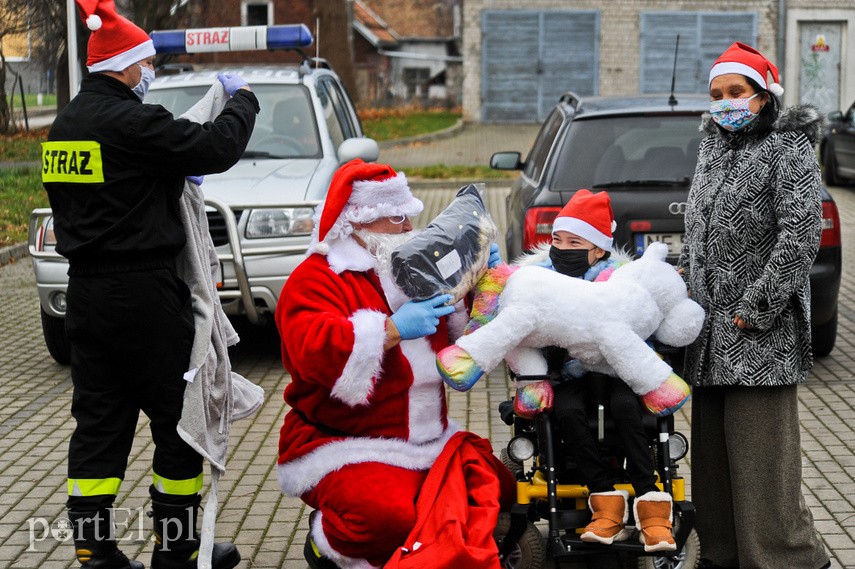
150;24;313;55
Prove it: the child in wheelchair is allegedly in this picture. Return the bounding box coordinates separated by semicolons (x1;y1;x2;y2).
512;189;676;552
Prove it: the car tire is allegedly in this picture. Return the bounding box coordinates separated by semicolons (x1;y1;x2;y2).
823;141;844;186
40;307;71;365
812;306;838;358
493;512;546;569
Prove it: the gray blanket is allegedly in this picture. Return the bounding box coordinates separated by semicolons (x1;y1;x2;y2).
175;83;265;568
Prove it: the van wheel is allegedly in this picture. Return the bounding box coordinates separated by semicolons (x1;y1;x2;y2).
40;308;71;365
812;307;838;358
635;527;701;569
494;512;546;569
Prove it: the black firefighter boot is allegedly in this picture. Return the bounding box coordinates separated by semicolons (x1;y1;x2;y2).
68;507;144;569
149;488;240;569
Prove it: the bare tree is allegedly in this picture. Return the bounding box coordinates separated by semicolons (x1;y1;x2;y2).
0;0;202;133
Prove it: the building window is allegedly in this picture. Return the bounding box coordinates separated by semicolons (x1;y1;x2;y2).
243;1;272;26
403;68;430;99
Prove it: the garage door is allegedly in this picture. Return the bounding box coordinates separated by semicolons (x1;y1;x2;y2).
482;10;599;123
640;12;757;94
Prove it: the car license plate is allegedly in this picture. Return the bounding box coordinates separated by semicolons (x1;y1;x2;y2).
635;233;685;257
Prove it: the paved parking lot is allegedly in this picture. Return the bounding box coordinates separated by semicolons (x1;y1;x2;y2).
1;126;853;568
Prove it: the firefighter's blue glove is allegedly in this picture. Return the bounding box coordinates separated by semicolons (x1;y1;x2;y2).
186;175;204;186
391;294;455;340
488;243;502;269
218;72;248;96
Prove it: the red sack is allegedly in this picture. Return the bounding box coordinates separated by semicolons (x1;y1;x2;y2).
383;431;515;569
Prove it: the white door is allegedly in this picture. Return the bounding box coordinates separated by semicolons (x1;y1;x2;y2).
798;22;842;115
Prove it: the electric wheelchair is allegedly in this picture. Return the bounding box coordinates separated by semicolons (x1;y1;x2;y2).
493;358;700;569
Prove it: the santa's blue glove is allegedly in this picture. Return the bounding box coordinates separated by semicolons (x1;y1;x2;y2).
488;243;502;269
218;72;248;96
186;175;204;186
391;294;455;340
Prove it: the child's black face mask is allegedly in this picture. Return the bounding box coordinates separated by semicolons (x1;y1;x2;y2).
549;246;593;278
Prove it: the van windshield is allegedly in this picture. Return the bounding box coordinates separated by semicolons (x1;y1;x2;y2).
146;84;321;159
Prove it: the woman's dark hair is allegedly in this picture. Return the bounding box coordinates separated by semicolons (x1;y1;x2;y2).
745;76;780;119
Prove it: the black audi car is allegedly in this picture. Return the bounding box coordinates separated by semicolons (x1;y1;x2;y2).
821;98;855;186
492;92;842;357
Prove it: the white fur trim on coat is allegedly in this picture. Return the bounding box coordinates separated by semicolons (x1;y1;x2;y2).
330;310;387;406
276;422;460;496
310;512;381;569
400;339;446;444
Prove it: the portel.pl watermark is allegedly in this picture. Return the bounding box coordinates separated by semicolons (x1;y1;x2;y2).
26;508;147;552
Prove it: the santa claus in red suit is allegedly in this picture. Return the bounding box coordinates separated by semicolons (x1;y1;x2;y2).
275;159;511;569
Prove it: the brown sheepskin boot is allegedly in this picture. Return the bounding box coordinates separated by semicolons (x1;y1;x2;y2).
580;490;630;544
634;491;677;552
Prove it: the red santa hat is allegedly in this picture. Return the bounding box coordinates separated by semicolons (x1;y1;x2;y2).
313;159;423;254
709;42;784;97
75;0;156;73
551;189;615;251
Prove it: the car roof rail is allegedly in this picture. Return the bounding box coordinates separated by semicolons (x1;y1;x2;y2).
559;91;582;112
298;56;333;76
156;62;194;75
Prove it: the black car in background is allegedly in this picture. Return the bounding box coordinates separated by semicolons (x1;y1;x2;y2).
492;92;842;357
821;99;855;186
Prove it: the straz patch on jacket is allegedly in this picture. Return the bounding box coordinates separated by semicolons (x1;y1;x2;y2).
41;141;104;183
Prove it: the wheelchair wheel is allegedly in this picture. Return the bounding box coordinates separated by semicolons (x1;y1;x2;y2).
635;527;700;569
500;448;524;478
493;512;546;569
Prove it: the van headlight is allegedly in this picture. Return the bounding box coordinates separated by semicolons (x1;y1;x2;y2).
245;208;314;238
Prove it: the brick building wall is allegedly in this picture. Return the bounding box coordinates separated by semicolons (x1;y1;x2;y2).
462;0;778;122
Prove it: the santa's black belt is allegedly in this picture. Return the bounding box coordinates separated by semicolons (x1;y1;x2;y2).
293;409;355;438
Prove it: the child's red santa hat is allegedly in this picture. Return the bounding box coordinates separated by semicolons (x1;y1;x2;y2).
75;0;155;73
551;189;615;251
312;159;423;254
709;42;784;97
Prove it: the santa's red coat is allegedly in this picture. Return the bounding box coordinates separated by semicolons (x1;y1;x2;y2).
275;239;464;497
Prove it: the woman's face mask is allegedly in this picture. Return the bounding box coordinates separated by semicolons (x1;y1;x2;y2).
710;93;760;132
132;64;155;101
549;246;593;278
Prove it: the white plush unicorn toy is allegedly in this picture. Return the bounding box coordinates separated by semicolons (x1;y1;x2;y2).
436;242;706;417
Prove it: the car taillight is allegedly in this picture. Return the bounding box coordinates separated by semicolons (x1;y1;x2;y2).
523;207;562;250
820;200;841;248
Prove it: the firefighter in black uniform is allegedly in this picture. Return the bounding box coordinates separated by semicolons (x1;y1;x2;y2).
42;2;259;568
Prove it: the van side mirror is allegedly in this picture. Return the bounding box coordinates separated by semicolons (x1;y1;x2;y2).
490;151;523;170
827;111;844;123
338;137;380;163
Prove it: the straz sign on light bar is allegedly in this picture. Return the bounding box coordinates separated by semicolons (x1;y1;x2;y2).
184;26;267;53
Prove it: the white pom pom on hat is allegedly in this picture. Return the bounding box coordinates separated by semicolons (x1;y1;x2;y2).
86;14;102;30
709;42;784;96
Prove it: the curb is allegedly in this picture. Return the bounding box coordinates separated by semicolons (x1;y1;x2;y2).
0;243;28;267
408;178;512;190
378;119;466;149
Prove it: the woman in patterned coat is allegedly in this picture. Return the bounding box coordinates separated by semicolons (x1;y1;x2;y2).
678;42;830;569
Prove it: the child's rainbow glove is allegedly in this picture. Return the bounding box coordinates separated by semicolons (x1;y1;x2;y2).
437;344;484;392
514;379;554;419
640;372;691;417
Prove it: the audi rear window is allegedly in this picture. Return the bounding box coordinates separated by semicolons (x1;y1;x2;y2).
549;114;703;192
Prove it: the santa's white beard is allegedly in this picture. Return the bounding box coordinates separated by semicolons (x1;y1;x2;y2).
353;229;418;275
353;229;420;310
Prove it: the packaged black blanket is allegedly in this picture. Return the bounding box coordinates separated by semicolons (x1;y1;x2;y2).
390;184;497;302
